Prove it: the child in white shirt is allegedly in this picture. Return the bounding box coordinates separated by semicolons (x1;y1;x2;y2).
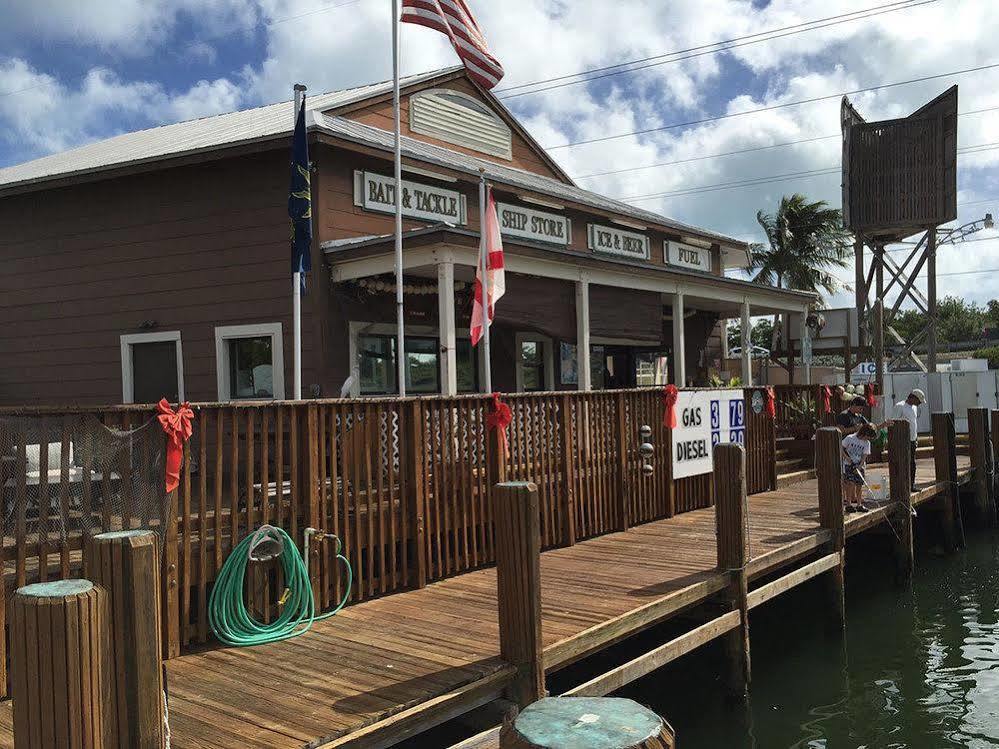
842;424;877;513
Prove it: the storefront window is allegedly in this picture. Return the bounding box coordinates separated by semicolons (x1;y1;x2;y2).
228;336;274;399
635;352;669;386
405;337;439;394
359;336;395;394
359;335;441;394
456;339;478;392
521;340;545;392
590;345;605;389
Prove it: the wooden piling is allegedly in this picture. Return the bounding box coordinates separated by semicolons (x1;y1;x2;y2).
11;580;113;749
85;530;166;749
499;697;675;749
888;420;914;579
814;427;846;631
712;443;750;697
932;412;964;550
494;481;545;708
968;407;996;524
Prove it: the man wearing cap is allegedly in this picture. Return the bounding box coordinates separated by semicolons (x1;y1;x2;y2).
895;389;926;486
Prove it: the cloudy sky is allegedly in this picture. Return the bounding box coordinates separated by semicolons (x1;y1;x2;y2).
2;0;998;309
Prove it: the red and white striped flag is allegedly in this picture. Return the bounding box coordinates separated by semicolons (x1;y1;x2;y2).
470;186;505;345
400;0;505;90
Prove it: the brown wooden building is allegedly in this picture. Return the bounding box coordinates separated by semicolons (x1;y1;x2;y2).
0;66;814;405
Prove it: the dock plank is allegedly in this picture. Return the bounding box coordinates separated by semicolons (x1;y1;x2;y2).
0;456;970;749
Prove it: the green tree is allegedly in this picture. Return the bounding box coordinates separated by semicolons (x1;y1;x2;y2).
727;318;774;351
749;194;852;298
748;194;851;372
892;296;987;345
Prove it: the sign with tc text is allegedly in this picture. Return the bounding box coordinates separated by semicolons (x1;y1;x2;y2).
354;171;467;224
587;224;650;260
671;389;745;479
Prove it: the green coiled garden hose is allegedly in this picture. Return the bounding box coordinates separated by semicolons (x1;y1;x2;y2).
208;525;352;647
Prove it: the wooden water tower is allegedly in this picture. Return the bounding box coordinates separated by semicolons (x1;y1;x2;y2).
842;85;957;387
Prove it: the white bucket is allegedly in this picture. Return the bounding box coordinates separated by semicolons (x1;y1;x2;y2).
864;471;890;501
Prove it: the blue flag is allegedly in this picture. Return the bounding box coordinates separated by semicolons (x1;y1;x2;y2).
288;96;312;293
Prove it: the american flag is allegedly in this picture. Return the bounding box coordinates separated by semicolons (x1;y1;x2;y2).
401;0;505;90
470;186;505;345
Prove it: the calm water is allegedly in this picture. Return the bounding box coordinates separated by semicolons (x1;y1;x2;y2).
613;530;999;748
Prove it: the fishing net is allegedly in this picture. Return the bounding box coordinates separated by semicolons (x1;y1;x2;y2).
0;414;169;573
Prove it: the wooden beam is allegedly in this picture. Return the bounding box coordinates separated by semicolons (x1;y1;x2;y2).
311;667;515;749
576;279;591;391
746;553;840;609
968;408;996;525
741;300;752;386
932;411;964;550
814;427;846;630
713;443;750;696
543;576;729;670
889;420;914;579
672;292;686;386
745;530;832;579
494;482;545;708
563;611;741;698
438;260;458;396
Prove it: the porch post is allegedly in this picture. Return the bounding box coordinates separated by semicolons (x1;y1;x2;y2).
740;300;752;386
576;278;592;391
437;259;457;396
800;307;811;385
673;291;686;386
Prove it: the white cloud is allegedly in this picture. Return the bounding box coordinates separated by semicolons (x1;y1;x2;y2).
2;0;999;305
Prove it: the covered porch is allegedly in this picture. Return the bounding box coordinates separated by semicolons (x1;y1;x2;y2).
324;226;813;396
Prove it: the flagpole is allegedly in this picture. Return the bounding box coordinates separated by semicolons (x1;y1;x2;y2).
293;83;306;401
392;0;406;396
479;169;492;393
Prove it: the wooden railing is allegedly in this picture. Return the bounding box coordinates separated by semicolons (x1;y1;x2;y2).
0;386;776;690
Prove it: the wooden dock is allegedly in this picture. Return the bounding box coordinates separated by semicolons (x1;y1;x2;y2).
0;453;974;749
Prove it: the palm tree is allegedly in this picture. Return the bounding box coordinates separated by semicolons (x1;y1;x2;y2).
749;194;852;374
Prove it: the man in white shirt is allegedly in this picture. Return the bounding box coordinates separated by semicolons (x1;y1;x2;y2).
895;389;925;486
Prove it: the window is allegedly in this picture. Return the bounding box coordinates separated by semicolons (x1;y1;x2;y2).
409;89;513;159
521;341;544;392
590;345;605;390
515;333;553;392
635;352;669;386
215;324;285;401
359;335;395;395
358;335;441;395
120;331;184;404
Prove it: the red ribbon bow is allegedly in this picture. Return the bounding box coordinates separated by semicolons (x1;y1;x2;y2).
764;386;776;419
662;384;679;429
157;398;194;493
486;392;513;453
820;385;832;415
864;382;876;408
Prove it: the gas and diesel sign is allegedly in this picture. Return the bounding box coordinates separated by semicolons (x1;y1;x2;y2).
670;389;745;479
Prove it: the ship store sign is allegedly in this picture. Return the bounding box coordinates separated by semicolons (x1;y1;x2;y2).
496;202;571;245
671;389;745;479
354;171;467;224
587;224;650;260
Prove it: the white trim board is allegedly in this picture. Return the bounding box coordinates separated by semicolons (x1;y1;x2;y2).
214;323;285;401
120;330;184;404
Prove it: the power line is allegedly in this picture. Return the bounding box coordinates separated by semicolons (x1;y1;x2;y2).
497;0;937;99
546;61;999;150
616;142;999;202
572;105;999;180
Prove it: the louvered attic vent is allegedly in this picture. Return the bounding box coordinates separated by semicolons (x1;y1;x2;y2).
409;89;513;160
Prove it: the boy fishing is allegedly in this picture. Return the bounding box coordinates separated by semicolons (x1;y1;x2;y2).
842;423;879;513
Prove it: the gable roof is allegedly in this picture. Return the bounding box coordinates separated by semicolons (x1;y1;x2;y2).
0;66;462;192
311;110;750;255
0;65;749;258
